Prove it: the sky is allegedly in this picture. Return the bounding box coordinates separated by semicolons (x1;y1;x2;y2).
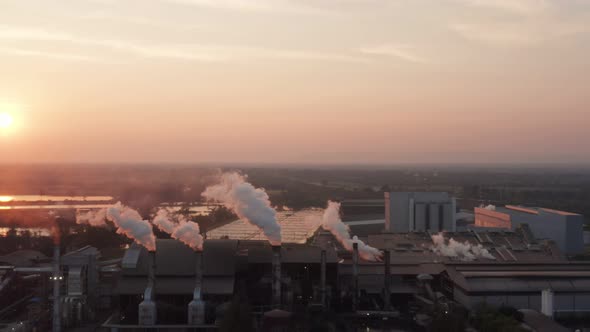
0;0;589;165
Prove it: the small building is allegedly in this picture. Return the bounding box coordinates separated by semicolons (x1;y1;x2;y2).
474;206;584;255
385;192;456;233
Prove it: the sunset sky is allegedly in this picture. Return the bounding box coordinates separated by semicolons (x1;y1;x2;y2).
0;0;589;164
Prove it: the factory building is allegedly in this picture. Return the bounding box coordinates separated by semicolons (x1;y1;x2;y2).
104;239;339;329
385;192;456;233
474;205;585;255
360;230;590;316
3;208;589;331
98;229;590;329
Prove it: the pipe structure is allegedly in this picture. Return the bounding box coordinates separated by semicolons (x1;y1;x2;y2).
139;251;157;325
188;251;205;325
320;250;327;307
53;246;61;332
384;250;391;311
352;242;359;312
272;245;282;308
149;251;156;294
194;251;202;284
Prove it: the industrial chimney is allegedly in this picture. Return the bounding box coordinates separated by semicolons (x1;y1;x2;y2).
272;245;282;308
384;250;391;311
352;242;359;312
188;250;205;325
52;246;62;332
320;249;327;308
139;250;157;325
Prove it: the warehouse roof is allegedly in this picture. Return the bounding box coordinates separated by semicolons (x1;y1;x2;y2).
206;209;323;243
238;241;339;264
0;250;48;267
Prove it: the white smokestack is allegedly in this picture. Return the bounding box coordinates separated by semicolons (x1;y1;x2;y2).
153;209;204;251
76;209;107;227
431;232;494;261
202;172;281;245
106;202;157;251
321;201;383;262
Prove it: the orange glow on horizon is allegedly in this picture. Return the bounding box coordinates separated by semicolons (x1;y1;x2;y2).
0;196;14;203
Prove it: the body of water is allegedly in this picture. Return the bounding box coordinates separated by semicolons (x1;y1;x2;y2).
0;195;114;203
0;227;51;237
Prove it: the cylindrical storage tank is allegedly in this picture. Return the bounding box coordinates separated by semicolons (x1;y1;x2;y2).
542;289;554;318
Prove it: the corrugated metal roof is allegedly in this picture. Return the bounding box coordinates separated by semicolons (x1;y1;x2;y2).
203;240;238;276
202;277;234;295
206;210;323;243
240;242;339;264
462;271;590;277
156;240;196;276
117;277;196;295
462;276;590;292
0;250;47;267
116;276;235;295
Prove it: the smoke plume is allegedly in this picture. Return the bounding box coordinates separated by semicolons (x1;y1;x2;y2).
153;209;203;251
431;233;494;261
484;205;496;211
106;202;157;251
202;172;281;245
76;209;107;227
322;201;383;262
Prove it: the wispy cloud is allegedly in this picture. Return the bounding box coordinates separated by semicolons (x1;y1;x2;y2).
164;0;276;11
76;12;201;31
451;21;588;46
449;1;590;46
453;0;551;15
0;25;367;63
0;47;103;62
157;0;378;14
359;44;427;63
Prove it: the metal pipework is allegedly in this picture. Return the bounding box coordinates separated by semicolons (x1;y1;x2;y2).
320;250;327;307
53;246;61;332
188;250;205;325
384;250;391;311
139;251;157;326
352;242;359;312
194;251;202;284
149;250;156;292
272;245;282;308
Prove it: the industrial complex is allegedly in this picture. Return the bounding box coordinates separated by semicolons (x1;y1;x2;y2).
0;191;588;331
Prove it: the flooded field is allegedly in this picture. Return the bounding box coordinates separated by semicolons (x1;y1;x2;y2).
0;195;114;203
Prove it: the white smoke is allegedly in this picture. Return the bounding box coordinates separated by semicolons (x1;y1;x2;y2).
484;204;496;211
153;208;203;251
153;209;177;234
76;209;107;227
431;232;494;261
322;201;383;262
106;202;157;251
202;172;281;245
